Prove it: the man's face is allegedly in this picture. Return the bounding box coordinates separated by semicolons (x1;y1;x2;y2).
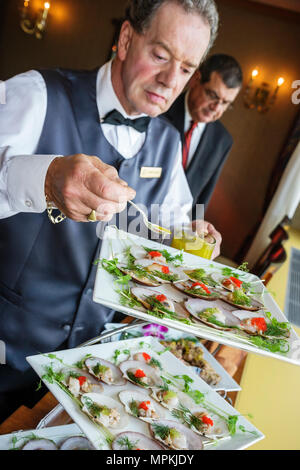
187;70;240;123
114;2;211;117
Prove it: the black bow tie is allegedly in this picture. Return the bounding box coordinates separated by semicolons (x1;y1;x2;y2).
102;109;150;133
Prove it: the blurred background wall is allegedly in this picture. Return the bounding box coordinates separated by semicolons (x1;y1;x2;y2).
206;0;300;261
0;0;299;261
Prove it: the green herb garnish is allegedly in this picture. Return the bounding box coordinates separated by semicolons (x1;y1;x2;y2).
172;404;204;432
149;357;162;370
265;312;290;338
92;363;109;376
185;389;205;404
151;270;179;282
117;436;139;450
41;364;82;407
184;286;218;297
101;258;132;286
127;371;148;387
112;349;121;364
237;262;249;272
143;247;184;266
118;288;144;309
185;269;217;287
231;289;251;307
83;397;110;417
248;335;289;354
129;400;140;418
227;415;239;436
151;423;171;440
75;353;92;370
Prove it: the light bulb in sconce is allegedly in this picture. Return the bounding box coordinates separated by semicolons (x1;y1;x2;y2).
244;68;286;113
20;0;51;39
277;77;284;87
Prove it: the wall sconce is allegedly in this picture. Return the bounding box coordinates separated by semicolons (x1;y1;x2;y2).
20;0;50;39
243;68;285;113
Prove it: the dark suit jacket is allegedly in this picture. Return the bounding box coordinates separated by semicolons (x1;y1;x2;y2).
164;92;233;215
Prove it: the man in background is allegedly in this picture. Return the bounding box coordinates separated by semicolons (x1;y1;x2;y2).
164;54;242;217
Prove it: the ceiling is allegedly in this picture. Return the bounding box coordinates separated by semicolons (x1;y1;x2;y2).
247;0;300;13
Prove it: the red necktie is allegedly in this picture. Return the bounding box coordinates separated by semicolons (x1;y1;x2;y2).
182;121;197;170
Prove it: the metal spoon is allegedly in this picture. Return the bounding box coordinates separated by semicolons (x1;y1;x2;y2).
128;200;171;236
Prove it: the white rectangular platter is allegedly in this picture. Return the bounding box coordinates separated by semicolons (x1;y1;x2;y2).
93;226;300;366
27;336;264;450
0;423;87;450
103;322;241;392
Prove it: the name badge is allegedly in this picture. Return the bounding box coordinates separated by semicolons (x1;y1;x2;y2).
140;167;162;178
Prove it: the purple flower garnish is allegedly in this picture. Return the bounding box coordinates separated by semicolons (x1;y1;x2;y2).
142;323;169;339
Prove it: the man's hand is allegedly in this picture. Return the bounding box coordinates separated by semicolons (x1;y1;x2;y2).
44;154;136;222
191;219;222;259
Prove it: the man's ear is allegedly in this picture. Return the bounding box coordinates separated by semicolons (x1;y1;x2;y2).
117;20;134;61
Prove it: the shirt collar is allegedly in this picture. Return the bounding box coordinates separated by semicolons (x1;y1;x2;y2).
97;60;146;120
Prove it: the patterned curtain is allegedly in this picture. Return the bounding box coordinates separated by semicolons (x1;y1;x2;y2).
263;111;300;212
236;110;300;263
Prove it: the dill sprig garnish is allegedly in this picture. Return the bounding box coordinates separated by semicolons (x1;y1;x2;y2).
171;404;203;431
151;423;170;440
116;436;139;450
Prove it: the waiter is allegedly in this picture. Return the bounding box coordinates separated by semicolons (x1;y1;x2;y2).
0;0;220;420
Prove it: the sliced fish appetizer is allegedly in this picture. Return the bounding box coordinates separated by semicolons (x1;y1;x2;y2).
61;367;104;397
21;438;58;450
119;390;165;421
85;357;126;386
185;298;240;330
81;393;128;429
149;419;204;450
131;350;163;371
134;259;188;283
131;287;176;313
119;360;164;389
151;388;193;411
117;263;161;287
184;268;218;287
130;246;168;264
112;431;166;450
232;310;290;339
210;272;249;293
131;286;190;320
173;404;230;439
59;436;95;450
173;280;220;300
221;288;264;311
191;409;229;439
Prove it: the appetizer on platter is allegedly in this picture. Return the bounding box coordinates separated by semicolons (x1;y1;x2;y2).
84;357;126;386
81;393;128;429
112;431;165;450
149;419;204;450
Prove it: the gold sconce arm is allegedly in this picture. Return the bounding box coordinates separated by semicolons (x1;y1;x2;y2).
20;1;50;39
243;69;285;113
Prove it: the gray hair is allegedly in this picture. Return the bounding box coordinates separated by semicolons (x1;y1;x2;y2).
125;0;219;59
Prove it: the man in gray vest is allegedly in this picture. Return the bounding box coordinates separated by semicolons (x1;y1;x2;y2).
0;0;220;421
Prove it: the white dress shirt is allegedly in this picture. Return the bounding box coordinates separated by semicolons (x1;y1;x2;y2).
0;61;192;224
184;90;206;169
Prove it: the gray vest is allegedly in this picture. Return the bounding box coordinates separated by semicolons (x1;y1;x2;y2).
0;68;180;375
